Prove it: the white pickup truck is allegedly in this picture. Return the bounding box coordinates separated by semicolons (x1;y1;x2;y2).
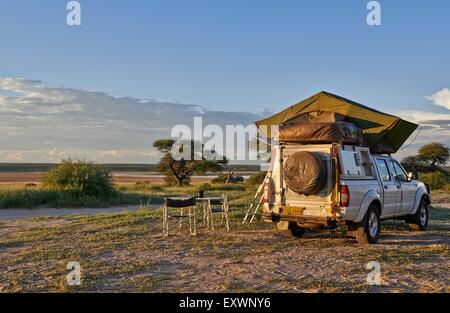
262;143;431;244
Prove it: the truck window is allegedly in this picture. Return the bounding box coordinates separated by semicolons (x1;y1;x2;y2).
340;150;361;176
392;161;407;182
376;159;390;181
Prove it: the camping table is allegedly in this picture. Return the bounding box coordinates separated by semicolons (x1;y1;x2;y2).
196;196;228;230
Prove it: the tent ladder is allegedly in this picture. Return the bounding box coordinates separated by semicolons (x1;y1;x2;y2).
242;171;272;224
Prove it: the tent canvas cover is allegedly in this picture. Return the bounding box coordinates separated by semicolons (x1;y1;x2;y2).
256;91;418;154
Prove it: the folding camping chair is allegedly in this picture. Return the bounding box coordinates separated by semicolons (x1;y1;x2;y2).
162;196;197;236
206;194;230;231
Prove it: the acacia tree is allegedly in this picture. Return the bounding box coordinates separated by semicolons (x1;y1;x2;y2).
418;143;449;168
153;139;226;186
401;155;429;173
401;142;449;173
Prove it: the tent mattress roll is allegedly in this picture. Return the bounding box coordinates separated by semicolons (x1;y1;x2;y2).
279;121;363;144
283;151;327;196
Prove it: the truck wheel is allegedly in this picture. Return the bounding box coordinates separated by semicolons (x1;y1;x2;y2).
353;204;380;244
408;199;428;231
290;223;306;237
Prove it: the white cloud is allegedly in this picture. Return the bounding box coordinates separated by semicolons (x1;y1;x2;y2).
0;78;264;163
139;151;160;157
395;110;450;124
5;77;446;163
425;88;450;110
5;152;25;162
48;148;70;161
393;108;450;158
102;150;122;158
0;78;83;114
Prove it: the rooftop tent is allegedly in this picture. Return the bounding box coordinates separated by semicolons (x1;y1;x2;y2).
256;91;418;154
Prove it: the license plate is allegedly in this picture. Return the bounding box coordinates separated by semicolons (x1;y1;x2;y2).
283;207;304;215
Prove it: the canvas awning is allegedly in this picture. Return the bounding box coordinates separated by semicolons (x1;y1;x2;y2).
256;91;418;154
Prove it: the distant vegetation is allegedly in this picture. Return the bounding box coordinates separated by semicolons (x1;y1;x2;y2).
0;163;260;173
0;157;259;209
401;142;449;191
419;172;448;190
0;163;157;172
0;180;254;210
212;173;244;184
42;160;115;198
401;143;449;173
153;139;226;186
0;160;151;209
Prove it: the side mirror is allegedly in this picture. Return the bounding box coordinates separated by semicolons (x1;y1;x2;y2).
407;172;418;181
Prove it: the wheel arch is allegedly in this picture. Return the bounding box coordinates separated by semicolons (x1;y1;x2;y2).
354;190;382;223
410;186;431;215
370;199;382;213
421;194;431;205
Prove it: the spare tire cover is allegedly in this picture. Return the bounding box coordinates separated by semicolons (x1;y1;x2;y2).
283;151;327;196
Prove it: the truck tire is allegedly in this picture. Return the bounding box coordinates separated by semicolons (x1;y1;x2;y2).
283;151;327;196
281;222;305;238
352;204;380;244
290;223;306;238
407;199;428;231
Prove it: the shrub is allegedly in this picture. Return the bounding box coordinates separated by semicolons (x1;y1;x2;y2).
42;160;114;198
420;171;448;190
212;173;244;184
245;171;267;186
198;183;211;192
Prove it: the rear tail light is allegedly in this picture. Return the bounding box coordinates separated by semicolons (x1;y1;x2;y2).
262;180;271;203
340;185;350;207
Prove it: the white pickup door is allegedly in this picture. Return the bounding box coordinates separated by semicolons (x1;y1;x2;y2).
374;157;401;217
388;159;417;214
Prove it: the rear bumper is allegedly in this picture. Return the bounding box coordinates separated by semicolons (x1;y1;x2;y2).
263;212;336;227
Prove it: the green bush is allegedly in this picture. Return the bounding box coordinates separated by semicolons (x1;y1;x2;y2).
212;173;244;184
42;159;114;198
420;171;448;190
246;171;267;186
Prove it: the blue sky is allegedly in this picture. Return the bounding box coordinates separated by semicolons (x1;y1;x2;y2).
0;0;449;162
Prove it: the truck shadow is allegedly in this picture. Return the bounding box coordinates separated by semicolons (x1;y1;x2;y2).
378;232;449;246
280;226;448;246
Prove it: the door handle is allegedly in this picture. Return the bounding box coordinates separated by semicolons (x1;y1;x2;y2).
384;186;388;190
396;185;401;189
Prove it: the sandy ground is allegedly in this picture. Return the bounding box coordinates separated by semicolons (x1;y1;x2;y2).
0;203;448;293
144;229;449;293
